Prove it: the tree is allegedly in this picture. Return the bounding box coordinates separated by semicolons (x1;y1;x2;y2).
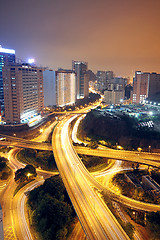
135;163;139;172
146;212;160;239
1;172;9;180
88;141;98;149
15;164;37;182
25;164;37;176
124;222;134;239
28;176;74;240
0;157;7;171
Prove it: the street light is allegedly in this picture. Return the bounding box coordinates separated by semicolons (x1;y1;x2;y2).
27;173;31;178
149;145;151;153
40;128;43;133
137;147;142;153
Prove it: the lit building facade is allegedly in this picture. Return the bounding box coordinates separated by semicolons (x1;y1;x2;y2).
96;70;114;91
133;71;149;103
96;71;106;91
56;69;76;107
107;77;127;91
0;45;15;112
72;61;89;99
104;90;124;104
133;71;160;103
2;63;44;123
43;70;56;106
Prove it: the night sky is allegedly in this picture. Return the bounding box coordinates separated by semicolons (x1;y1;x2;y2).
1;0;160;77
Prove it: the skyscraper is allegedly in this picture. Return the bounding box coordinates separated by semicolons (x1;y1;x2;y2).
133;71;150;103
0;45;15;112
43;69;56;107
56;69;76;106
72;61;89;99
3;63;44;123
132;71;160;103
96;71;106;91
96;70;114;91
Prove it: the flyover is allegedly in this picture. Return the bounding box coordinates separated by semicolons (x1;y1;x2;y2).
75;146;160;168
0;134;52;151
1;134;160;168
52;115;130;240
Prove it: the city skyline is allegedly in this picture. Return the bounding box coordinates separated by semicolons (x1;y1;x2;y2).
1;0;160;77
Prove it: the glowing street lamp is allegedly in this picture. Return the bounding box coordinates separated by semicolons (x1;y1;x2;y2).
27;173;31;178
149;145;151;153
117;145;123;150
137;147;142;153
40;128;43;133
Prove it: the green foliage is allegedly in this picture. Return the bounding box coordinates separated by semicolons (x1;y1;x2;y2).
15;164;37;183
112;171;159;204
81;109;160;149
112;173;135;197
79;154;109;172
1;171;9;180
151;169;160;185
0;157;7;171
87;141;98;149
146;212;160;239
0;162;6;171
25;148;37;158
123;222;134;240
17;149;57;171
28;176;75;240
75;92;101;107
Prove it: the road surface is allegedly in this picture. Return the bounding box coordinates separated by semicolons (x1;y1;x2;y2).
52;115;130;240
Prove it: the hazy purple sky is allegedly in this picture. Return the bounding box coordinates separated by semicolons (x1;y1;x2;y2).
1;0;160;77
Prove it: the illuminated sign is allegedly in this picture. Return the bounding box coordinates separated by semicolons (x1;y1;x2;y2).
0;46;15;54
28;58;35;64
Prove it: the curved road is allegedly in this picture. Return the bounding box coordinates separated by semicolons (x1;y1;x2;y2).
52;115;130;240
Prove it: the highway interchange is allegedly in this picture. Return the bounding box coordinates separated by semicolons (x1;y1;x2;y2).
0;104;160;239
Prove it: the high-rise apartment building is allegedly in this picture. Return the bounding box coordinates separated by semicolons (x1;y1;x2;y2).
106;71;114;88
133;71;160;103
2;63;44;123
96;71;106;91
107;77;126;91
133;71;149;103
0;45;15;112
96;70;114;91
56;69;76;107
43;70;56;106
148;73;160;98
104;90;124;105
72;61;89;99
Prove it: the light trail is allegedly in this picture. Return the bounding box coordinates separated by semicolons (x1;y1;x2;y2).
52;115;130;240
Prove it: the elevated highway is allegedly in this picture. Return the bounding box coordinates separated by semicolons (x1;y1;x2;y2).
1;134;160;168
52;115;130;240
